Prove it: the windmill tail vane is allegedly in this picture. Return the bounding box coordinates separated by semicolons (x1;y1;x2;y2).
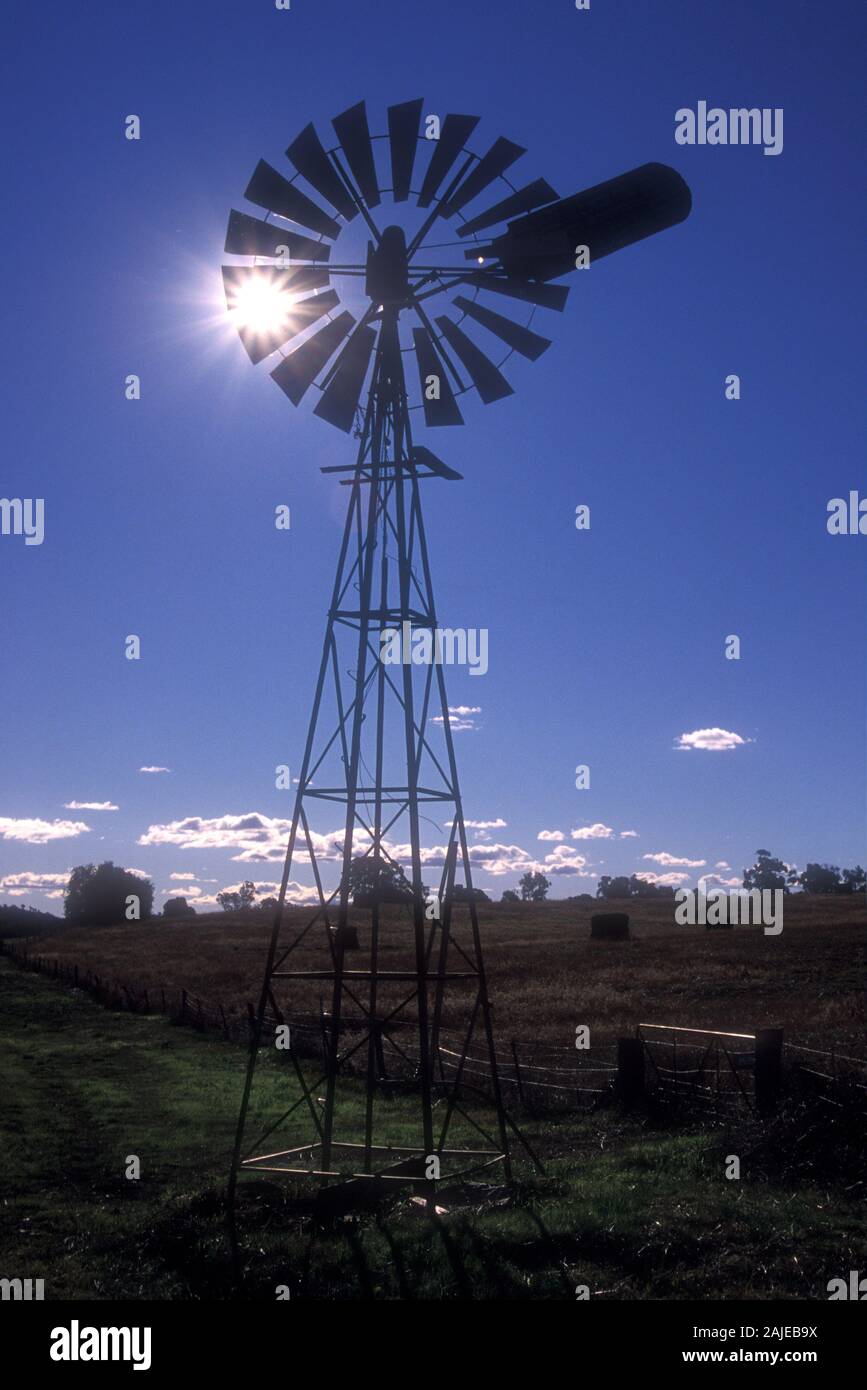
223;98;691;1226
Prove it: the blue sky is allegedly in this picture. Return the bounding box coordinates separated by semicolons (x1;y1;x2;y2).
2;0;864;911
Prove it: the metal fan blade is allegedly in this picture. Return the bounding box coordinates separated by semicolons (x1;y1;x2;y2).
442;137;526;216
466;271;569;312
332;101;380;209
458;178;558;237
417;114;480;208
434;317;513;404
225;210;331;262
412;326;464;427
487;163;693;280
237;289;341;365
222;264;330;300
452;295;551;361
244;160;341;239
286;123;358;222
270;311;356;405
314;324;377;431
387;98;424;202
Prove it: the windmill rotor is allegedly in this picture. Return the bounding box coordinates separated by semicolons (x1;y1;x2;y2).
223;97;692;434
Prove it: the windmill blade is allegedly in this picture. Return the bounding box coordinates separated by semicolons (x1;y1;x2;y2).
387;98;423;202
488;162;693;280
412;326;464;427
434;317;513;404
417;113;480;208
442;137;526;217
270;311;356;405
225;210;331;262
222;264;330;301
314;324;377;431
237;289;341;365
244;160;341;239
332;101;380;209
452;295;551;361
458;178;558;237
286;123;358;222
466;271;569;312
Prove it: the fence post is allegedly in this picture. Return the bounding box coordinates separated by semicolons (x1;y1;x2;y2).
755;1027;784;1115
617;1037;645;1108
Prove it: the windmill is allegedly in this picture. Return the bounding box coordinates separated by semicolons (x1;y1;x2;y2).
223;99;691;1218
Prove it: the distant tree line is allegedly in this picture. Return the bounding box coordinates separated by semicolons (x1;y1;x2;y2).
742;848;865;895
12;845;863;930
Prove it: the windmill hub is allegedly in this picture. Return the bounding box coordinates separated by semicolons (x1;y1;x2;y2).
365;225;410;307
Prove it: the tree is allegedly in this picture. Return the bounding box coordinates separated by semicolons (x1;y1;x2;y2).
346;855;414;905
163;896;197;920
798;863;842;895
743;849;796;893
217;881;257;913
500;889;520;904
518;871;550;902
451;883;490;903
596;875;633;900
596;874;675;899
64;862;154;925
841;865;866;895
258;896;280;914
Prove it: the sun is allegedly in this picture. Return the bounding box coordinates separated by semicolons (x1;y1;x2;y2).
227;275;297;334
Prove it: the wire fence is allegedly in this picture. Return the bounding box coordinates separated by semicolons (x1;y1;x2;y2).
3;940;865;1119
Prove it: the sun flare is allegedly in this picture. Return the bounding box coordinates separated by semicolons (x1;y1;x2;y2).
228;277;297;334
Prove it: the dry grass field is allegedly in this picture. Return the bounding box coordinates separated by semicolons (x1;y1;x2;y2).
25;894;867;1054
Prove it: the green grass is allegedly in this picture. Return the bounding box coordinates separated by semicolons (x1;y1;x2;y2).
0;957;861;1301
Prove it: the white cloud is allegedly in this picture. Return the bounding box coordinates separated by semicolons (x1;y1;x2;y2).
675;728;751;752
541;845;594;877
462;818;506;830
571;823;614;840
0;871;69;897
64;801;118;812
635;870;690;886
643;851;707;868
537;829;565;842
461;842;541;876
699;873;742;889
715;860;730;869
0;816;90;844
136;810;598;888
431;706;482;732
169;872;198;881
620;830;639;839
140;813;398;869
139;766;171;774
